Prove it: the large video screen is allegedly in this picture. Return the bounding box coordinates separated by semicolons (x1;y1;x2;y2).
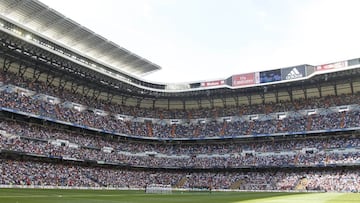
260;69;281;83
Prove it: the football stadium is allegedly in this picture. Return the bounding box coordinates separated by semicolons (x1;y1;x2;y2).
0;0;359;202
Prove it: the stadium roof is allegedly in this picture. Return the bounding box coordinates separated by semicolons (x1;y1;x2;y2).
0;0;162;76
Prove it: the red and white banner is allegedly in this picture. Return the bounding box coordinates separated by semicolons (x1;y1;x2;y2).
201;80;225;87
232;72;259;87
316;61;347;71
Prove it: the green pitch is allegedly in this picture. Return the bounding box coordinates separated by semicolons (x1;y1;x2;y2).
0;188;359;203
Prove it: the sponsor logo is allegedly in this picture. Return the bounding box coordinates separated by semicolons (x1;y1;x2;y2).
286;68;303;80
201;80;225;87
316;61;347;71
232;73;257;86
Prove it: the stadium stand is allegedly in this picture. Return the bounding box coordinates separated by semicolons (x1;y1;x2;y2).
0;0;359;193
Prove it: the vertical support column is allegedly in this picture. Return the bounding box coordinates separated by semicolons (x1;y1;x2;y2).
317;84;322;98
58;77;67;91
106;92;114;103
17;63;28;78
82;86;90;97
2;57;12;72
136;98;142;108
233;95;239;108
121;96;127;105
221;98;227;108
247;95;252;106
259;91;265;105
303;88;308;100
333;83;338;96
70;82;79;94
45;74;55;86
287;88;293;102
152;99;156;110
209;98;214;109
32;69;42;82
92;89;101;100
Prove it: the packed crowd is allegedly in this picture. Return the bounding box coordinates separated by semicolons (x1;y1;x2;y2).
1;88;360;138
2;70;360;138
1;120;360;154
1;65;360;192
1;120;359;169
1;69;360;118
0;159;359;192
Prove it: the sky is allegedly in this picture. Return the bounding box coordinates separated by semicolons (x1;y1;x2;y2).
38;0;360;83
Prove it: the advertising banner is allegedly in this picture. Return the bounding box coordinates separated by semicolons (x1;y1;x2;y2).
306;65;315;76
232;72;260;87
347;58;360;66
260;69;281;83
201;80;225;87
316;61;347;71
281;65;306;80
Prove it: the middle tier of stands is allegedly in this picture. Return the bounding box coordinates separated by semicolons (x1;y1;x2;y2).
1;119;359;169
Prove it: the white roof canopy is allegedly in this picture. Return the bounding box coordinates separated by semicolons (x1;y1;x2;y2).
0;0;161;76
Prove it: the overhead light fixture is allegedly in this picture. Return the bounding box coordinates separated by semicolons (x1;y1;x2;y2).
12;28;22;35
25;34;32;40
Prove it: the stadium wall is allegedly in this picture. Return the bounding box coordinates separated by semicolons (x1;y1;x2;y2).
0;185;325;193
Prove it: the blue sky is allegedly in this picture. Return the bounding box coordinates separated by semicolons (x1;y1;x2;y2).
39;0;360;83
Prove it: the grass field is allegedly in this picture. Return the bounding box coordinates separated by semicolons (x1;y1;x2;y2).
0;188;359;203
